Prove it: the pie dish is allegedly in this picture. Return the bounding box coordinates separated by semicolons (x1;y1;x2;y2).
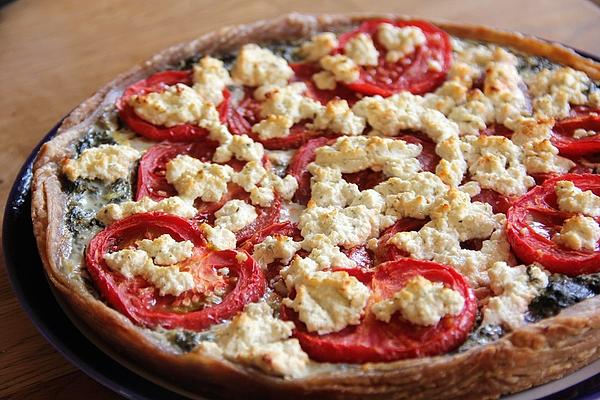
31;13;600;399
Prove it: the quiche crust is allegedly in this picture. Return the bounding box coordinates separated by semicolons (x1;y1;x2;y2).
31;13;600;399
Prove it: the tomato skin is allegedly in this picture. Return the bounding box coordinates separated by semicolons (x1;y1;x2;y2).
282;259;476;363
290;63;360;105
472;189;513;214
506;174;600;275
375;218;428;264
552;112;600;157
85;212;266;330
338;19;452;97
288;136;332;204
118;70;222;142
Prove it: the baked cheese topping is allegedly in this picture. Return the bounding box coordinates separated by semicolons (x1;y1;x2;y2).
61;22;600;378
372;275;464;326
199;302;309;378
553;215;600;251
555;180;600;217
104;234;195;296
96;196;197;225
63;144;140;183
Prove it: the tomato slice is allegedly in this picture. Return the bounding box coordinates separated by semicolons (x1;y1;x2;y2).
288;134;438;204
472;189;514;214
290;63;360;105
552;111;600;157
282;259;476;363
118;70;226;142
336;19;452;97
85;212;266;330
343;245;374;270
506;174;600;275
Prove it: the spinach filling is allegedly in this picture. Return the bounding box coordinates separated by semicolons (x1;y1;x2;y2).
526;273;600;322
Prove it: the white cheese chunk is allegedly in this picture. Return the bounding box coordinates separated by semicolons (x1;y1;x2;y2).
96;196;197;225
104;248;195;296
63;144;140;183
252;235;302;268
251;115;293;140
304;235;357;269
377;23;426;63
553;215;600;251
214;200;257;232
312;71;337;90
200;223;237;250
372;275;464;326
299;32;338;62
199;302;309;378
213;134;265;163
573;128;597;139
482;262;548;329
192;56;232;104
136;234;194;266
555;180;600;217
320;54;360;84
257;82;323;124
528;67;590;119
165;155;234;203
282;264;370;334
344;33;379;66
309;99;366;136
128;83;219;127
231;44;293;87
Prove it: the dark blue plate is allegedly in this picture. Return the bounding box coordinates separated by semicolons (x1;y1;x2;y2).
4;46;600;399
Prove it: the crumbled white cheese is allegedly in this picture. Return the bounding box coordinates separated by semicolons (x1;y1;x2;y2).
96;196;197;225
482;262;548;329
214;200;257;233
320;54;360;84
483;48;530;130
63;144;140;183
463;134;535;196
251;115;293;140
312;70;337;90
128;83;219;127
372;275;464;326
232;160;297;207
192;56;232;104
200;223;237;250
377;23;426;63
344;33;379;66
309;99;366;136
528;67;590;119
282;261;370;334
136;234;194;266
555;180;600;217
199;302;309;378
257;82;323;124
231;44;293;87
213;134;265;163
299;32;338;62
104;248;195;296
165;155;234;202
252;235;302;268
304;235;357;269
308;164;359;208
511;119;575;174
573;128;597;139
553;215;600;251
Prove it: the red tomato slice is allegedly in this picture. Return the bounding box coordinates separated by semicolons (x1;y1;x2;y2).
343;245;374;270
552;111;600;157
336;19;452;97
290;63;360;105
506;174;600;275
288;134;438;204
118;70;226;142
375;218;428;264
85;212;266;330
282;259;476;363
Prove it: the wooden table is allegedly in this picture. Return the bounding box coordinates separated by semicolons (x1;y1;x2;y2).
1;0;599;398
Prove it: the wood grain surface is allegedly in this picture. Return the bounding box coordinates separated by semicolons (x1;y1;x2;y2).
1;0;599;398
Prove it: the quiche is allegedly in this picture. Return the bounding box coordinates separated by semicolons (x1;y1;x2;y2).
31;13;600;399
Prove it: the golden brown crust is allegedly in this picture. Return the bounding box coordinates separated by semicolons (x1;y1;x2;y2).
30;13;600;399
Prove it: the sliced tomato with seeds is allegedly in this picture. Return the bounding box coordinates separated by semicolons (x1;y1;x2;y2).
85;212;266;330
552;111;600;157
506;174;600;275
282;259;476;363
117;70;227;142
336;19;452;97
